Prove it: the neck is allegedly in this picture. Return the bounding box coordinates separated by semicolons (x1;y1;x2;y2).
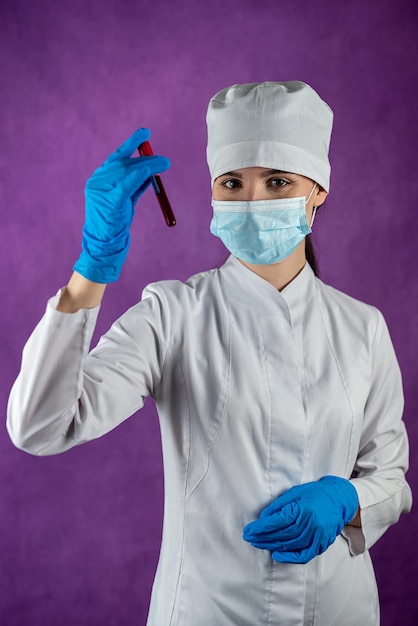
237;240;307;291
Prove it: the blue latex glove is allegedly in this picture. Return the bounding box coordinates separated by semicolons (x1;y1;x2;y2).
243;476;359;564
73;128;170;283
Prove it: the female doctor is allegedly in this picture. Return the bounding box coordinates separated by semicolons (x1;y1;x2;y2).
7;81;412;626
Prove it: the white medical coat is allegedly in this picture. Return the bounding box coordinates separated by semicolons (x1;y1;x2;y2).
7;256;412;626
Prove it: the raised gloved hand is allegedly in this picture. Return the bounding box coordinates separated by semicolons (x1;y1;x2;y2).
73;128;170;283
243;475;359;564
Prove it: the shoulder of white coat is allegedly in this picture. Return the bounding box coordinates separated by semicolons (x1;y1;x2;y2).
106;268;223;351
315;278;384;345
140;266;223;310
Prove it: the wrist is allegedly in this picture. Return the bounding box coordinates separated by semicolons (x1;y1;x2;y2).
56;272;107;313
347;506;362;527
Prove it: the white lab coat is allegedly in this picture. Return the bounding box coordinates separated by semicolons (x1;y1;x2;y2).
7;256;412;626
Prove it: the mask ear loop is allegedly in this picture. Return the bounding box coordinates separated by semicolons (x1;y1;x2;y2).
305;182;318;229
310;206;317;228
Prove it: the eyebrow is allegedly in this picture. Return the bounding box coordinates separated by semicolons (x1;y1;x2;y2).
219;169;291;179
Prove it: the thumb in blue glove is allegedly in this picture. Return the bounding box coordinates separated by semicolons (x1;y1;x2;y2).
243;476;359;564
73;128;171;283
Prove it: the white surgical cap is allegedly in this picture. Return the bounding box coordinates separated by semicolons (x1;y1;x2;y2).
206;81;334;192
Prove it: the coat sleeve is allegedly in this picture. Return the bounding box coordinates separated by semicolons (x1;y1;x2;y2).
342;308;412;555
7;284;170;456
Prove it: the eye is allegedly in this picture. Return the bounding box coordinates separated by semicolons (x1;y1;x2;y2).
220;178;242;189
268;177;289;188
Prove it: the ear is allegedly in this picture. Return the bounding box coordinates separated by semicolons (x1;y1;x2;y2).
315;186;328;207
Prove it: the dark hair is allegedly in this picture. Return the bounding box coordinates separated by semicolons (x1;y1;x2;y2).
305;234;318;277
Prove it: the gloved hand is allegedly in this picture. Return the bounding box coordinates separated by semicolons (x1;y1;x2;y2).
73;128;170;283
243;476;359;564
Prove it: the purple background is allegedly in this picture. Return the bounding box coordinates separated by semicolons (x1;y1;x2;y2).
1;0;417;624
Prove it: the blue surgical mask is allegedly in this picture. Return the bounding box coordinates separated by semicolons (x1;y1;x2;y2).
210;184;317;265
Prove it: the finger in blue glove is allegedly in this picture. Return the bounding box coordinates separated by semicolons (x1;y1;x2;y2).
102;128;151;166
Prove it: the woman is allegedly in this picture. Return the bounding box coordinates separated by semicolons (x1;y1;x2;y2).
7;81;412;625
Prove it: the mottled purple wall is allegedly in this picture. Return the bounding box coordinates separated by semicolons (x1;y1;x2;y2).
1;0;417;624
